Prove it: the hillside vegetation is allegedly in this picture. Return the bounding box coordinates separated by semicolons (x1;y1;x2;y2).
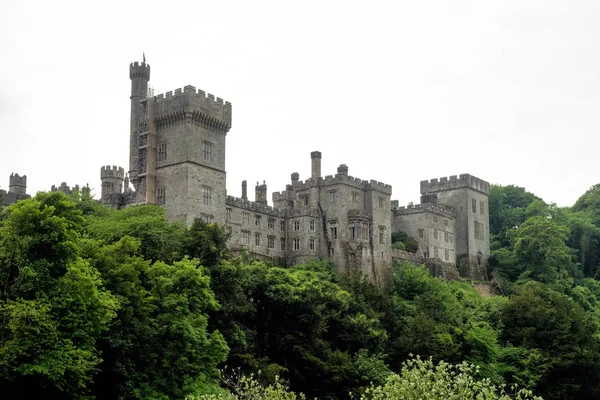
2;184;600;399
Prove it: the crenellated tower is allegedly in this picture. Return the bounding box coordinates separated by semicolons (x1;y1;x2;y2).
9;173;27;195
420;174;490;280
100;165;125;203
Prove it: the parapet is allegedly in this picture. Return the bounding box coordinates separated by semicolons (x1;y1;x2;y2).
129;62;151;80
393;202;456;218
420;174;490;195
101;165;125;180
152;85;232;131
226;195;284;217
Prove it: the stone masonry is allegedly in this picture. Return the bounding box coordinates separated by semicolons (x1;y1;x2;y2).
1;173;30;207
99;61;491;283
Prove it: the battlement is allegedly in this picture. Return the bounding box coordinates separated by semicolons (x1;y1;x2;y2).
393;202;456;218
129;62;150;80
152;85;232;129
420;174;490;195
226;195;284;217
101;165;125;179
9;173;27;187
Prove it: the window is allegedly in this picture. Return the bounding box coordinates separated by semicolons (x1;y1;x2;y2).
445;249;449;261
202;186;212;206
480;201;485;215
349;223;361;239
203;141;213;161
254;233;261;246
418;229;424;239
294;221;300;231
280;237;286;250
225;226;232;235
444;219;448;227
329;221;338;239
449;233;453;243
242;212;250;224
472;198;477;213
329;247;334;256
157;187;166;205
378;197;385;208
268;218;275;230
309;220;315;231
280;221;286;231
474;221;484;240
226;208;232;220
329;190;339;203
444;232;449;243
352;192;359;204
310;237;316;250
255;215;261;226
158;142;167;161
433;229;438;240
268;235;275;249
379;227;385;244
201;214;213;223
293;238;300;251
302;196;309;206
434;246;439;259
241;230;250;245
362;223;369;239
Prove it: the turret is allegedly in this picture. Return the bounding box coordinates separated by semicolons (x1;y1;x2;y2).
100;165;125;202
9;173;27;195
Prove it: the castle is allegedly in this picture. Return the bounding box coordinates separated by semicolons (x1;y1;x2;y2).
2;60;491;284
97;61;491;283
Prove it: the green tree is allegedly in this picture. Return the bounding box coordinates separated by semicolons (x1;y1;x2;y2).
0;193;117;399
86;237;229;399
501;282;600;399
85;205;186;263
494;216;573;283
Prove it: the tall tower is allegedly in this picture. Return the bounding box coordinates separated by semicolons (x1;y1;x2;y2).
151;85;232;225
420;174;490;280
129;61;151;191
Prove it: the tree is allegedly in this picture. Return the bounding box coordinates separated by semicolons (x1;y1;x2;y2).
494;216;573;283
501;282;600;399
0;193;117;399
85;205;186;263
488;185;545;249
86;237;229;399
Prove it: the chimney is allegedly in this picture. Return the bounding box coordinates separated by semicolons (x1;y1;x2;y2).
255;181;267;205
291;172;299;185
337;164;348;177
242;180;247;200
311;151;322;178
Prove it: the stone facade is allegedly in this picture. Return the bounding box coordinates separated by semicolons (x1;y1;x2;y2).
1;173;30;207
99;61;491;282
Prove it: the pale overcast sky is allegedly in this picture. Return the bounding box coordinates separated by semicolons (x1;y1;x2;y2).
1;0;599;207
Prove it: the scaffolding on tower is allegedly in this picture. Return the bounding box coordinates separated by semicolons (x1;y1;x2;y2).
132;99;149;204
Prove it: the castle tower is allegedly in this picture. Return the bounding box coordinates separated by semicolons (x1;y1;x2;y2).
9;173;27;195
100;165;125;203
149;82;232;225
420;174;490;280
129;61;151;190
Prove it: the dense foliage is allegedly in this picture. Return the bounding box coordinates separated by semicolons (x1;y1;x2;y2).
2;182;600;399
